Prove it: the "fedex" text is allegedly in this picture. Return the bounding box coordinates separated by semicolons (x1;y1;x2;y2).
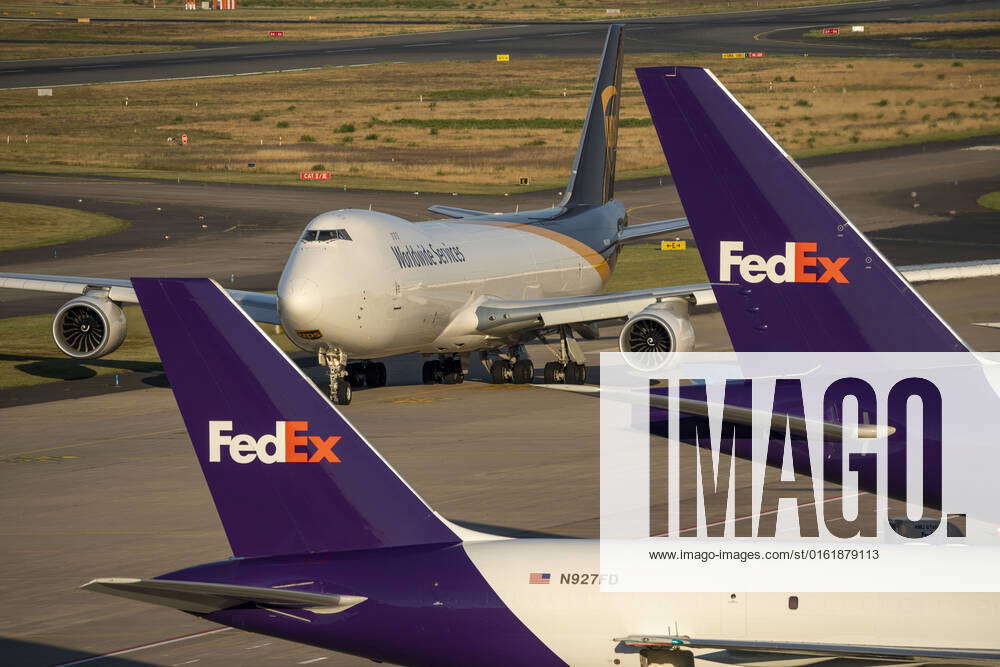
720;241;849;284
208;421;341;464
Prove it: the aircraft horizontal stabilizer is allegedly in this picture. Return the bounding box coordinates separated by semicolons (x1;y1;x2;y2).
427;205;489;219
617;217;689;243
616;635;1000;665
82;578;367;615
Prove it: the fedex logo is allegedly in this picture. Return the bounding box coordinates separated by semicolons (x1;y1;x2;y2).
208;421;341;464
719;241;849;284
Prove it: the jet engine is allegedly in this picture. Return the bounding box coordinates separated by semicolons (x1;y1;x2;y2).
52;294;127;359
618;299;694;370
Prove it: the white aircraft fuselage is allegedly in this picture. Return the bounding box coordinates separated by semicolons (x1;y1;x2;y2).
277;202;626;358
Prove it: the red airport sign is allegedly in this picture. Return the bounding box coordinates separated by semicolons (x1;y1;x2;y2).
822;27;840;35
300;172;331;181
181;134;188;145
268;31;284;38
747;51;765;58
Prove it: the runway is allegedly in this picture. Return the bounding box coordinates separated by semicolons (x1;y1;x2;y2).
1;0;997;90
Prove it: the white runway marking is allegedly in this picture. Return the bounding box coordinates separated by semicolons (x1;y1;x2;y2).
477;37;520;42
402;42;450;48
299;658;329;664
545;31;591;37
52;627;230;666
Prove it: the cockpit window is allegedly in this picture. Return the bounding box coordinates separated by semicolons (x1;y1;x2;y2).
301;229;352;242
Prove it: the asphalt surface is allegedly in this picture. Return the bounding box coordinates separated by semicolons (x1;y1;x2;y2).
2;0;998;90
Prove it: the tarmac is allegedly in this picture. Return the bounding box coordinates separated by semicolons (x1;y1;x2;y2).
1;139;999;665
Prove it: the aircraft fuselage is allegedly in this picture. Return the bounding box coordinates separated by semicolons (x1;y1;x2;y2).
276;201;627;358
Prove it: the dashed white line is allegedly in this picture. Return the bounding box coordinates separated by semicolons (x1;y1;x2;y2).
477;36;520;42
299;658;329;665
545;31;590;37
402;42;450;48
246;642;273;650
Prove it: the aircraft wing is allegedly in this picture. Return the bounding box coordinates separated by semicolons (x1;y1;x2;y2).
617;217;689;243
82;578;366;615
474;256;1000;331
0;273;280;324
616;635;1000;665
475;283;715;335
427;204;489;219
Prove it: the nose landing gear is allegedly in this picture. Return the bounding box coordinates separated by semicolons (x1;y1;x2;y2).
319;346;352;406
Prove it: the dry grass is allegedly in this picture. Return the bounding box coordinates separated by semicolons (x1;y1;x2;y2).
806;21;1000;50
0;201;130;251
1;53;998;192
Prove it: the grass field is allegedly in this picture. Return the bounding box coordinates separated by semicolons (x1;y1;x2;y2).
2;53;998;193
979;191;1000;211
805;21;1000;50
0;243;705;389
0;201;130;251
602;244;708;293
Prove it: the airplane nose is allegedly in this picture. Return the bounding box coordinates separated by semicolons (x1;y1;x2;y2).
279;277;323;327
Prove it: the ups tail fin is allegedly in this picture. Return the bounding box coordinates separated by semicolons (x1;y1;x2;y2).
635;66;967;352
561;24;624;208
132;278;459;558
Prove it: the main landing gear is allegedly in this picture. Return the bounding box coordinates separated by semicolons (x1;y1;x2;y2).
422;354;465;385
541;324;588;385
319;347;387;406
347;361;388;390
483;344;534;385
484;327;588;386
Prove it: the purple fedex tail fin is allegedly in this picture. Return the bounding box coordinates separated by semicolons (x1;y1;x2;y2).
132;278;459;558
635;66;967;352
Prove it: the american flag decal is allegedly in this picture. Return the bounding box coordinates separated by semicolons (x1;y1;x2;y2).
528;572;551;585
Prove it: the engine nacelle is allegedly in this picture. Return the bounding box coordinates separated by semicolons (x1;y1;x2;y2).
618;299;695;371
52;294;127;359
